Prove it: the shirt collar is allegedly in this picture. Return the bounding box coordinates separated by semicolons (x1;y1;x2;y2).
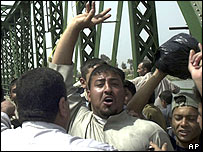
93;114;107;125
22;121;67;132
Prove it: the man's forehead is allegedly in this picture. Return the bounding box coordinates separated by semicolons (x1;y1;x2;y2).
92;71;121;79
173;106;198;114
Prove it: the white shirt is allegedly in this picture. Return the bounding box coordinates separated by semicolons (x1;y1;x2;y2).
1;112;117;151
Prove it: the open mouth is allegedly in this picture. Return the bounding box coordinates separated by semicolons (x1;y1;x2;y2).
178;130;190;136
103;97;113;106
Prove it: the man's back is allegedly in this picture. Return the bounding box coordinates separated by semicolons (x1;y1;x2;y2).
142;104;167;131
1;113;116;151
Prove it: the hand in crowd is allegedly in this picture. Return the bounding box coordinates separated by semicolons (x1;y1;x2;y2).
188;43;202;96
70;1;111;31
149;141;167;151
1;100;16;118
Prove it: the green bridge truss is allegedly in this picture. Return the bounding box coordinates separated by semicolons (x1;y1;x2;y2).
1;1;202;95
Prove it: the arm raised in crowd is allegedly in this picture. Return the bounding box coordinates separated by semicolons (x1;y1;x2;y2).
188;43;202;96
52;1;111;65
126;69;167;115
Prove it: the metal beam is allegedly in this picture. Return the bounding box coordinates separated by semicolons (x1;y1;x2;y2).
177;1;202;43
94;1;104;58
128;1;159;78
111;1;123;67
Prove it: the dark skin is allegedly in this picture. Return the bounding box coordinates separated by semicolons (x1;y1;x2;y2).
87;71;125;119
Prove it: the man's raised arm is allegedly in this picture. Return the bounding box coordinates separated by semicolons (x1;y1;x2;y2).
126;69;166;115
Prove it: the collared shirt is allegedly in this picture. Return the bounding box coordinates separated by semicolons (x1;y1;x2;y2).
49;63;174;151
1;112;117;151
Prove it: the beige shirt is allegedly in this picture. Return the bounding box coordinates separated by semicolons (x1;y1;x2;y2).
49;63;174;151
142;104;167;131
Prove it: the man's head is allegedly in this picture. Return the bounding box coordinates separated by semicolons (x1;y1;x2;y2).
87;64;125;119
123;80;136;105
15;67;70;129
159;90;172;108
80;58;107;89
9;78;18;102
137;60;152;76
171;92;201;147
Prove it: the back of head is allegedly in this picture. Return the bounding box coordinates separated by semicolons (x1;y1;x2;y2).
124;80;136;95
159;90;172;105
16;67;67;123
141;60;152;73
81;58;107;80
88;64;125;89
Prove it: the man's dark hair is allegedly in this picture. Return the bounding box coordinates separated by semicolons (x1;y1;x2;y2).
15;67;67;123
141;60;152;73
159;90;172;105
88;64;125;89
124;80;136;95
81;58;107;80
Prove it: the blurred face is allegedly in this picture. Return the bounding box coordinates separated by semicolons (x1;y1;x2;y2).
197;102;202;130
88;71;125;119
160;99;167;108
81;65;100;90
10;84;16;101
137;63;146;76
172;106;201;146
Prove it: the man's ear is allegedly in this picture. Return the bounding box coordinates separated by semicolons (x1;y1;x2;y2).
144;67;148;73
87;89;91;103
80;77;86;89
58;97;69;118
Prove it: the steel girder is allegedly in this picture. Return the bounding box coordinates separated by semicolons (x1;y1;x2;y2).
33;1;47;67
177;1;202;43
76;1;97;67
49;1;64;50
128;1;159;77
1;1;34;94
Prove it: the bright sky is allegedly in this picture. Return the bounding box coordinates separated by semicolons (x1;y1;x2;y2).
2;1;189;69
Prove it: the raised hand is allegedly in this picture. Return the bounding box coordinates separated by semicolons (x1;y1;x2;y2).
188;43;202;96
72;1;111;30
